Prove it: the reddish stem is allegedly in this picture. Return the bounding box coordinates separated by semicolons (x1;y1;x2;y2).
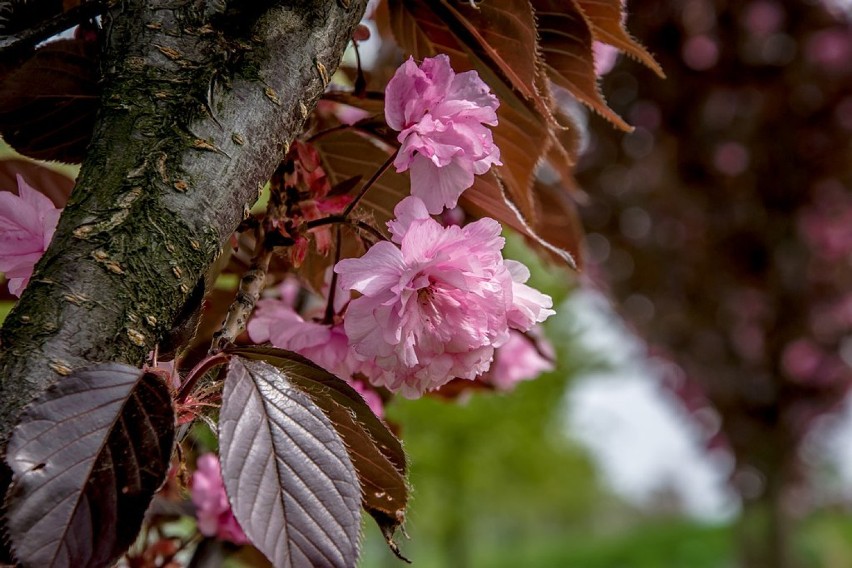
176;352;230;404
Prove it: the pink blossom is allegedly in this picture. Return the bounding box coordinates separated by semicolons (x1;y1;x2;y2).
489;330;555;391
505;260;557;331
248;299;388;405
385;55;501;214
247;278;386;387
781;338;824;382
350;379;385;418
593;42;619;76
191;454;248;545
248;295;359;380
742;1;785;37
682;35;719;70
334;196;554;397
805;29;852;74
798;183;852;260
0;175;62;296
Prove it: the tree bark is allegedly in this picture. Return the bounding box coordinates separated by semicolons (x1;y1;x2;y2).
0;0;366;550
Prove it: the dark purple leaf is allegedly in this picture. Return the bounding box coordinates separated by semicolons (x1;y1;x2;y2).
4;364;175;568
0;37;100;163
315;128;405;229
533;0;632;131
573;0;664;78
225;347;410;556
219;357;362;568
226;346;406;475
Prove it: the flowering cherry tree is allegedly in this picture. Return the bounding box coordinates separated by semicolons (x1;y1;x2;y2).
0;1;658;566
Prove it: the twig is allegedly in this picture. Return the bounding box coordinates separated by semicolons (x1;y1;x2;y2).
210;224;272;353
307;122;354;143
341;149;397;218
307;215;387;243
323;225;342;325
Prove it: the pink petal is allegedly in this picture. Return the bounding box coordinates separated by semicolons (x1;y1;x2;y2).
387;196;432;243
490;330;554;390
409;155;474;214
335;241;406;295
434;70;499;124
0;176;62;297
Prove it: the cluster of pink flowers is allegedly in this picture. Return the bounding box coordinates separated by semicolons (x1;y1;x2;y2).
247;55;555;398
191;453;248;545
385;54;502;214
335;196;553;396
0;175;61;296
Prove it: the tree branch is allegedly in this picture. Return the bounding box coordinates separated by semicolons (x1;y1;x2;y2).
0;0;367;545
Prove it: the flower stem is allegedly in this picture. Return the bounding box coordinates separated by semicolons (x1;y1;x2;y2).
307;123;353;143
323;225;343;325
342;149;398;218
307;216;387;243
176;352;230;404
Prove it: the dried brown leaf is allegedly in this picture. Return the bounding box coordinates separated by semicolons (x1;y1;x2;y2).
0;38;100;163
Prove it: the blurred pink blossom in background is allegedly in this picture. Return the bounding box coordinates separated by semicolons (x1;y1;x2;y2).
799;180;852;260
191;454;248;545
593;41;620;76
489;329;555;391
350;379;385;418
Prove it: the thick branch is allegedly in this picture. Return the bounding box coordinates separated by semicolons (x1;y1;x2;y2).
0;0;366;498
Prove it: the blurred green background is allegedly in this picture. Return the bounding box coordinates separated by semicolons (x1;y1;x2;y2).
352;238;852;568
354;304;852;567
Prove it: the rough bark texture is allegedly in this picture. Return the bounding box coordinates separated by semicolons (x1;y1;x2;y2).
0;0;367;540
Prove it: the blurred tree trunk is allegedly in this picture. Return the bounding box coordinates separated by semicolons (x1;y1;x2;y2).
739;472;796;568
576;0;851;565
442;434;470;568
